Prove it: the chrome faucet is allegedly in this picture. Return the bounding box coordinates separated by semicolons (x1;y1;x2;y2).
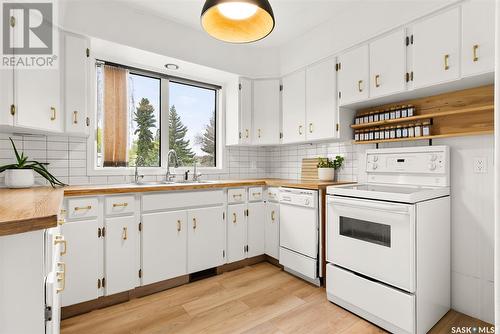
166;149;179;182
134;157;144;184
193;160;202;182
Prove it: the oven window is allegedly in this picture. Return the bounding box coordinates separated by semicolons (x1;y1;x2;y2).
339;217;391;247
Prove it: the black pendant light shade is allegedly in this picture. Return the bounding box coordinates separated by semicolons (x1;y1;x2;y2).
201;0;275;43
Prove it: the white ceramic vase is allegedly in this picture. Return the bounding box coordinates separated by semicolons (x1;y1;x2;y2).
4;169;35;188
317;168;335;181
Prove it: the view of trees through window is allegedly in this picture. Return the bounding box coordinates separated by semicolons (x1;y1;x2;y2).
96;65;217;169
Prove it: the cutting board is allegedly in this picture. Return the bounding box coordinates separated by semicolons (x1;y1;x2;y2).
301;158;320;181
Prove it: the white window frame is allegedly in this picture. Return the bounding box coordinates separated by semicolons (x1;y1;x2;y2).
86;60;227;177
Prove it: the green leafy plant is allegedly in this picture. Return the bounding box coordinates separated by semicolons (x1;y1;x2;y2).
0;138;66;188
317;156;345;170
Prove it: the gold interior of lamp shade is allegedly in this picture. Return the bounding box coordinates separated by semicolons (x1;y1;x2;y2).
201;5;275;43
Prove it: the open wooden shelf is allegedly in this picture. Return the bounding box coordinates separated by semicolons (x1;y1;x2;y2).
351;105;493;130
354;130;494;145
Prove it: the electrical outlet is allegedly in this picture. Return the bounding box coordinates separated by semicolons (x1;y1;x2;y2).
473;157;487;174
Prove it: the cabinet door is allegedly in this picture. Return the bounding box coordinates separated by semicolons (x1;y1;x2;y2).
412;7;460;89
61;219;99;306
461;0;495;77
338;45;369;105
141;211;187;286
65;33;89;135
370;29;407;98
253;79;281;145
265;202;280;260
104;215;138;295
187;206;225;273
227;204;247;263
239;78;252;144
0;69;14;126
306;58;338;141
247;202;265;258
282;70;306;143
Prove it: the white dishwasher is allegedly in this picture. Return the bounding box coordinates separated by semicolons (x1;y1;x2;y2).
279;188;319;285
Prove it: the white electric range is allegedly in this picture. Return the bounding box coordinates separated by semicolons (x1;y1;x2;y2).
326;146;451;334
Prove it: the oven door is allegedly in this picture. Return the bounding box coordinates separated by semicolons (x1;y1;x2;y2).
327;196;415;292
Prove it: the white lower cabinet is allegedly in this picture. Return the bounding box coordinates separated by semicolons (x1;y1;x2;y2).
265;202;280;260
141;211;187;285
187;206;225;273
247;202;266;258
227;204;247;263
61;219;99;306
104;215;139;295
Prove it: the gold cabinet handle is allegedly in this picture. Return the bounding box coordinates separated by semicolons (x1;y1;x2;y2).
233;194;242;199
122;227;128;240
74;205;91;211
54;235;67;256
309;123;313;133
299;125;303;135
177;220;181;232
245;129;249;138
50;107;56;121
56;262;66;293
271;211;275;222
375;75;380;88
233;213;237;224
193;218;197;229
473;44;479;62
253;192;261;197
113;203;128;208
358;80;363;92
73;111;78;124
444;54;450;70
258;129;261;138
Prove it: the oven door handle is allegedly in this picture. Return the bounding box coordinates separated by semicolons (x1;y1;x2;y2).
328;198;410;213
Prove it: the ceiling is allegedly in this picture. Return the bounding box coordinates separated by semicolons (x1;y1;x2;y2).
113;0;356;48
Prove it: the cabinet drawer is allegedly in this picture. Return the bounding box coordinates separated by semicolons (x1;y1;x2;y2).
142;190;224;212
248;187;263;202
267;187;280;202
105;196;135;216
326;264;415;334
279;247;317;281
67;197;99;219
227;188;246;204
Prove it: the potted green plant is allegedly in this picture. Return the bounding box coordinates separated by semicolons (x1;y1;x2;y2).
317;156;345;181
0;138;66;188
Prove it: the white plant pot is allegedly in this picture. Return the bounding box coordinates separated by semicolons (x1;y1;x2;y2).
4;169;35;188
318;168;335;181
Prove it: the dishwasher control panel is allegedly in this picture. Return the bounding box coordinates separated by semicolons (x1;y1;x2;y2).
279;188;317;208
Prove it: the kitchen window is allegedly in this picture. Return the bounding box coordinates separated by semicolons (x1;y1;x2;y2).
95;62;219;171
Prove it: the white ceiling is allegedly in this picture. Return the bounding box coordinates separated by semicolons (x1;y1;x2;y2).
113;0;357;48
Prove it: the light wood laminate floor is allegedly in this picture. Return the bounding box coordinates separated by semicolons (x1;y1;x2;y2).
61;262;492;334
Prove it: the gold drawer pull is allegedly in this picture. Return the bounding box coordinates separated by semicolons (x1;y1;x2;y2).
122;227;128;240
473;44;479;62
56;262;66;293
73;111;78;124
232;194;242;199
113;203;128;208
74;205;91;211
245;129;249;138
358;80;363;92
253;192;261;197
299;125;303;135
375;75;380;88
271;211;276;222
233;213;237;224
309;123;313;133
444;54;450;70
50;107;56;121
177;220;181;232
193;218;197;229
54;235;67;256
258;129;261;138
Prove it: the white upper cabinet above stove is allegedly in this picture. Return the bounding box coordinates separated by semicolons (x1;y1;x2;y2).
461;0;495;77
412;7;460;89
337;45;369;106
253;79;281;145
369;29;407;99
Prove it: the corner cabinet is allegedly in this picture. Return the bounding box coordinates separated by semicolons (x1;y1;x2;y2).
282;70;306;144
412;7;460;89
239;78;253;145
337;45;369;106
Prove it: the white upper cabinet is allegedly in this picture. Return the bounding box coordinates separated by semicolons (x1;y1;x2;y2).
337;45;369;106
461;0;495;77
253;79;281;145
369;29;407;98
0;69;14;126
412;7;460;89
305;58;338;141
282;69;306;144
141;211;187;286
239;78;252;145
64;32;90;136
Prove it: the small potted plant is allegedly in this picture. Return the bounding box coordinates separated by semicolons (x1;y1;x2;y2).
0;138;66;188
317;156;345;181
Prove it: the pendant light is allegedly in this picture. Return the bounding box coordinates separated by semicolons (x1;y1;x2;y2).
201;0;275;43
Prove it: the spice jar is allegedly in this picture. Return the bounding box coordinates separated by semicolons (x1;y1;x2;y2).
354;130;360;141
390;108;396;120
402;125;409;138
384;127;390;139
368;112;374;123
422;121;431;136
407;105;415;117
396;125;402;138
401;105;408;118
373;111;380;122
408;124;415;137
395;107;401;119
389;126;396;139
363;113;369;124
379;128;385;140
414;123;422;137
374;127;380;140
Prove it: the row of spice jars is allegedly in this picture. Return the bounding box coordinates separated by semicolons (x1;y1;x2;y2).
354;122;431;141
354;105;416;125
